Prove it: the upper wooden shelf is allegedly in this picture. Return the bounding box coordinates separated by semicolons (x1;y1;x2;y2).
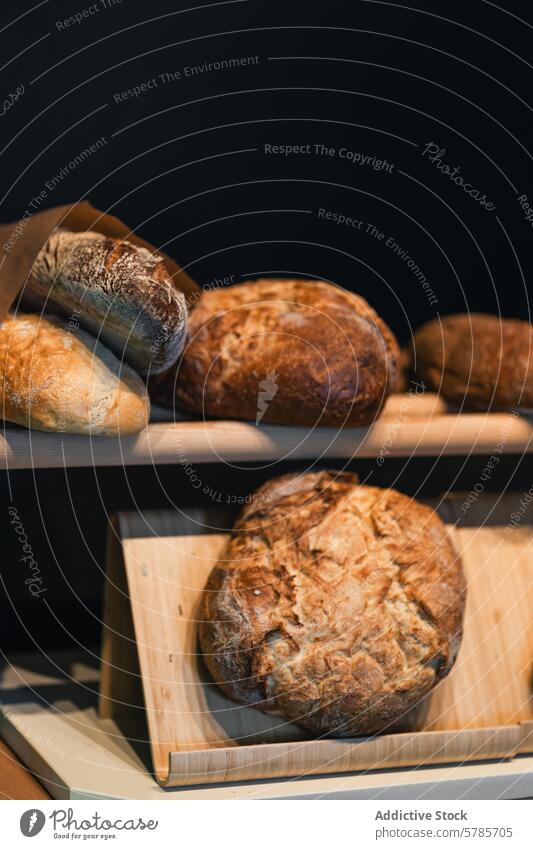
1;394;531;470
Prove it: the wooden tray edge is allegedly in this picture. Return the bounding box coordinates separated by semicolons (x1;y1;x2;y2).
159;725;523;787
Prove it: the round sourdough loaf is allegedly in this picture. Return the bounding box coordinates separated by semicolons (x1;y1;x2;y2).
200;471;466;737
411;313;533;410
151;279;399;426
0;312;149;435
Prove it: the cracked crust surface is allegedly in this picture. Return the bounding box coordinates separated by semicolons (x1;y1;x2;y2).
200;471;466;737
412;313;533;410
151;279;399;426
30;229;188;375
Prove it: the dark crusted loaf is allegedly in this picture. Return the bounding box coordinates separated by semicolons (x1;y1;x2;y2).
411;313;533;410
151;279;399;426
30;228;188;375
199;471;466;737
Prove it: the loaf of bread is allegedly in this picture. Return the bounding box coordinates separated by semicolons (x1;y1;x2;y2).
151;279;399;427
0;312;149;435
200;471;466;737
29;229;187;375
411;313;533;410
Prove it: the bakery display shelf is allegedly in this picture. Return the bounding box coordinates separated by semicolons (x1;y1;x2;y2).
99;493;533;789
1;394;532;470
3;650;533;800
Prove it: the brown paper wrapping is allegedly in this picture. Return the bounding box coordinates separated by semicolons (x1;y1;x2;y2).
0;200;199;321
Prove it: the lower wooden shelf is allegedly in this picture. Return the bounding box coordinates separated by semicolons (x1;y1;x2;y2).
2;650;533;800
100;493;533;788
1;395;532;469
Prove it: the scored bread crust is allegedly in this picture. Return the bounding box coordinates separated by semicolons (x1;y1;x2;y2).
200;471;466;737
0;312;149;435
151;279;400;426
412;313;533;410
30;229;188;375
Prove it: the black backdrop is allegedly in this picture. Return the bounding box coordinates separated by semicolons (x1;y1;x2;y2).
3;0;533;333
1;0;532;653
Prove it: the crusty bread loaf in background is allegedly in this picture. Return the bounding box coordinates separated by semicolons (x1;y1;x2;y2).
200;470;466;737
29;229;188;375
0;312;149;435
411;313;533;410
151;279;399;427
394;345;412;393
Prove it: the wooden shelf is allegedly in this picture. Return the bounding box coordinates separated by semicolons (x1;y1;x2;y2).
100;495;533;788
3;649;533;799
1;394;531;470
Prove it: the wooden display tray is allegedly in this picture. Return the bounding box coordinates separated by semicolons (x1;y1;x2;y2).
100;493;533;788
3;650;533;799
2;393;533;469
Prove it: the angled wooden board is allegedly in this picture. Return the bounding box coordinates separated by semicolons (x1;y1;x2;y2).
100;494;533;787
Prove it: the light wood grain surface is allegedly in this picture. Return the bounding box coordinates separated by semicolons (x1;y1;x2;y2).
3;660;533;799
0;739;50;800
1;394;532;469
100;494;533;787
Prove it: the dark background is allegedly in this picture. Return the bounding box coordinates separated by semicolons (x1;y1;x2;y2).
1;0;532;654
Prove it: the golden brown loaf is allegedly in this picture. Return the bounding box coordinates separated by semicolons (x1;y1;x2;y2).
200;471;466;737
29;229;188;375
0;312;149;435
151;279;399;427
411;313;533;410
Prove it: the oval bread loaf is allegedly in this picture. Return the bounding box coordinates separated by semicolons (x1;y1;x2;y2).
200;471;466;737
0;312;149;435
411;313;533;410
151;279;400;427
29;229;188;375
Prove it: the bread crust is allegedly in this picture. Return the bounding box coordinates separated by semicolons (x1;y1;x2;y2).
151;279;399;426
0;312;149;435
30;229;187;375
200;471;466;737
412;313;533;410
